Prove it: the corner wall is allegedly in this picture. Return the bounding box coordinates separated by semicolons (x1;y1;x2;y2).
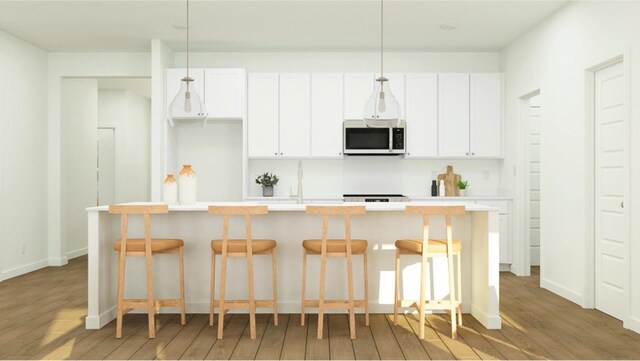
0;30;49;281
500;1;640;332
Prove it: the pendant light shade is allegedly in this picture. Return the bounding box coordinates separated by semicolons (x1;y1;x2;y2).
169;0;207;124
363;0;401;127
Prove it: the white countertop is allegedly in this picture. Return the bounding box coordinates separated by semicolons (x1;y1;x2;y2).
87;201;498;212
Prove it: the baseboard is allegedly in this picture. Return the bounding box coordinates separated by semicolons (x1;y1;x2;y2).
499;263;512;272
86;306;117;329
48;257;68;267
471;304;502;329
0;259;49;282
624;316;640;334
541;277;584;306
67;247;88;260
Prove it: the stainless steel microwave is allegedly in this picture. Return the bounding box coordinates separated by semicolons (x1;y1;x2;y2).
343;120;405;155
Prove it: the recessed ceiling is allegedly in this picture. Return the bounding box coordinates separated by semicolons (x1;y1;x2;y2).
0;1;567;52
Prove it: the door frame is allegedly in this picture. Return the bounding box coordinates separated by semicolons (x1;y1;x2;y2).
515;89;542;277
584;48;631;323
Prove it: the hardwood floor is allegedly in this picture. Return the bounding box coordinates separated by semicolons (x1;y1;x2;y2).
1;258;640;360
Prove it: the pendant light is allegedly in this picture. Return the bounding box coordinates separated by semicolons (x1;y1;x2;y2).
169;0;207;124
363;0;401;127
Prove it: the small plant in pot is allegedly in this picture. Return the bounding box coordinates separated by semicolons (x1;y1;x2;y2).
457;180;469;197
255;172;279;197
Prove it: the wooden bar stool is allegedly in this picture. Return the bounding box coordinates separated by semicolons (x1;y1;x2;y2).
393;205;464;339
208;205;278;340
301;205;369;340
109;204;186;339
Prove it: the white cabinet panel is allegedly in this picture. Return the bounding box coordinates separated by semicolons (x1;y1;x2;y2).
471;74;503;157
279;73;311;157
499;214;511;264
204;69;245;118
165;68;205;119
311;73;344;158
404;74;438;158
344;73;374;120
248;73;279;158
438;74;470;157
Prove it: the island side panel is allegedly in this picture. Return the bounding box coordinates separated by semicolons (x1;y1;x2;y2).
471;210;501;329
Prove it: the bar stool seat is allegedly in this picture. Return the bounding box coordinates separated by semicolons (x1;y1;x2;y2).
211;239;276;254
395;239;462;254
303;239;368;254
114;239;184;252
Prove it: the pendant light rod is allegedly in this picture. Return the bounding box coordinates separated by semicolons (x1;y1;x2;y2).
380;0;384;78
186;0;190;78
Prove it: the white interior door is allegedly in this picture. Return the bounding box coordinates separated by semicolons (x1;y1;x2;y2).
97;128;115;206
594;61;628;321
528;95;541;266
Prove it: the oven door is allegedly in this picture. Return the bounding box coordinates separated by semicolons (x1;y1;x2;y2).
344;127;390;154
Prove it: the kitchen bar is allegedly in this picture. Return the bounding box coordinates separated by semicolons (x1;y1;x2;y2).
85;201;501;330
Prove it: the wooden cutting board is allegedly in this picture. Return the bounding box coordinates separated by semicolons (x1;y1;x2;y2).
437;165;461;196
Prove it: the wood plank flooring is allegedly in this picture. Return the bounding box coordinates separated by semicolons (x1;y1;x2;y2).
1;257;640;360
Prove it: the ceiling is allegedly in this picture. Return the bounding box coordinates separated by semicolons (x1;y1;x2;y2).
0;1;568;52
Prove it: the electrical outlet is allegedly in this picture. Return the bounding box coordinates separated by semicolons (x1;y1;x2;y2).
21;243;25;254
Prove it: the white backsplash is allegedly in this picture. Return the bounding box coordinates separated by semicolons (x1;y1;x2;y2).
248;157;503;198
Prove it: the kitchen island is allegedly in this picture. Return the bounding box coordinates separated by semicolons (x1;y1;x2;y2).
85;201;501;330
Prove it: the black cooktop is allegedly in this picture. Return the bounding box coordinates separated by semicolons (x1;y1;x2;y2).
343;194;405;197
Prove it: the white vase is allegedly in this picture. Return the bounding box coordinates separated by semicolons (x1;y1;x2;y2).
179;165;197;205
162;174;178;205
459;189;467;197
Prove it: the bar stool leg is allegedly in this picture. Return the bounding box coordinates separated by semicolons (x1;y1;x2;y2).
456;252;462;326
448;251;458;339
393;248;400;326
116;250;126;338
144;248;156;338
217;251;228;339
179;247;186;325
418;250;427;340
317;249;326;339
301;248;307;326
247;249;257;339
363;250;370;327
346;248;356;339
210;251;216;326
271;248;279;326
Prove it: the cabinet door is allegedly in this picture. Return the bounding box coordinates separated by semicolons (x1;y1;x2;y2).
499;214;511;264
248;73;279;158
279;73;311;157
311;73;344;158
165;68;205;119
344;73;374;120
204;69;245;118
438;73;470;157
470;74;503;158
405;74;438;157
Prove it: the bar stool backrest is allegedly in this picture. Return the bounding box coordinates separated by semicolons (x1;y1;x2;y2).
405;205;466;253
208;205;269;256
108;204;169;253
305;205;366;255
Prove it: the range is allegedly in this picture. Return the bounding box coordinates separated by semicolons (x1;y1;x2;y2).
343;194;409;203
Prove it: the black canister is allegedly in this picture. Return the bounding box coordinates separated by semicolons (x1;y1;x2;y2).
431;180;438;197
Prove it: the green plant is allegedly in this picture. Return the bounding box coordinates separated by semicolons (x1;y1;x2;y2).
457;180;468;190
255;172;279;187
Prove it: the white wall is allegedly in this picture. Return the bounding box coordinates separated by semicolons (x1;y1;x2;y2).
48;52;150;265
0;30;49;281
61;79;98;259
500;1;640;332
152;40;174;201
98;89;151;204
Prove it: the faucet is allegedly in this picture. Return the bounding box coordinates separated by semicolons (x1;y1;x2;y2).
289;160;304;204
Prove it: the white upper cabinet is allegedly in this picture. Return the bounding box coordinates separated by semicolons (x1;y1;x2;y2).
165;68;205;120
311;73;344;158
279;73;311;158
204;69;245;119
470;74;503;158
377;73;406;120
248;73;279;158
405;74;438;157
438;73;470;157
344;73;374;120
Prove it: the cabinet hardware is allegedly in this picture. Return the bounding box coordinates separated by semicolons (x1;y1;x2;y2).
621;202;625;208
274;152;277;155
466;152;469;156
472;152;475;156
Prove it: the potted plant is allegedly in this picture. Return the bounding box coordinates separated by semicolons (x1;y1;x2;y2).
255;172;279;197
457;180;469;197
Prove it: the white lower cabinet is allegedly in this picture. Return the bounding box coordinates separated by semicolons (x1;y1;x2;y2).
476;200;512;265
